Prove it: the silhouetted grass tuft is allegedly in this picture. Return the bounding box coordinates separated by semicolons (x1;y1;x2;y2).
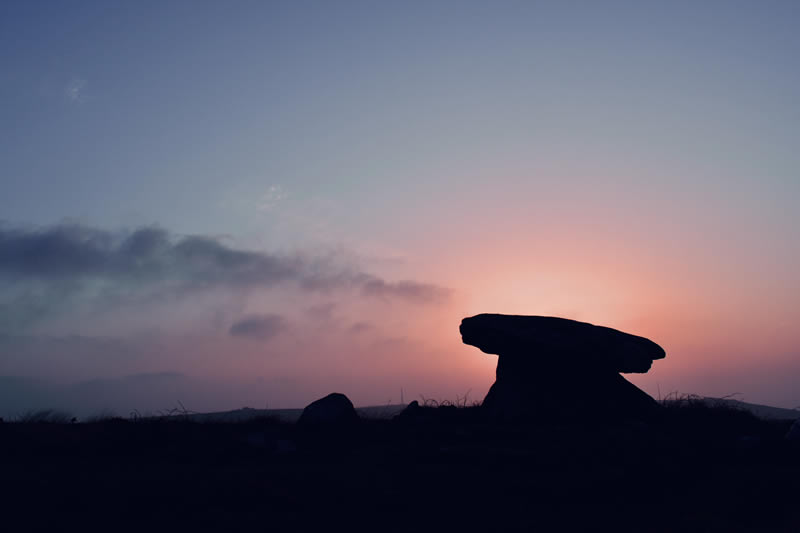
84;409;121;423
16;409;75;424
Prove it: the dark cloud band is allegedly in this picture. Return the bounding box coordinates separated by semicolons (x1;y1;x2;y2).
0;223;450;321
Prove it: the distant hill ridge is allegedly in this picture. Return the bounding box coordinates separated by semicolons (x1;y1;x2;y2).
701;397;799;420
186;404;408;423
181;398;798;423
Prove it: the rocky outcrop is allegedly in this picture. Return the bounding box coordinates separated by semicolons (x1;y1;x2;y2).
297;393;360;427
460;314;666;419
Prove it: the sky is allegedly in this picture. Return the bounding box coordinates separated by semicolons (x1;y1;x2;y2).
1;1;799;417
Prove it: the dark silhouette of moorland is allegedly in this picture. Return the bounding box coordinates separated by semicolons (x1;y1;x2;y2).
1;315;799;532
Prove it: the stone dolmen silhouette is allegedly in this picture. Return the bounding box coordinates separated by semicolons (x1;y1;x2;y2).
460;314;666;419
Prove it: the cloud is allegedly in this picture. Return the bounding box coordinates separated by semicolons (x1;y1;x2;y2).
229;314;287;341
0;222;450;331
305;302;337;321
0;224;444;294
65;77;87;103
360;279;451;304
0;223;307;287
257;185;288;211
348;321;373;334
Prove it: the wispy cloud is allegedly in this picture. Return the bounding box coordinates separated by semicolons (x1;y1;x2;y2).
361;278;451;304
64;77;87;103
305;302;337;321
257;185;288;211
348;321;373;334
229;314;287;341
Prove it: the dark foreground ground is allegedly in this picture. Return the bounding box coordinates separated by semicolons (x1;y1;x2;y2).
2;400;798;532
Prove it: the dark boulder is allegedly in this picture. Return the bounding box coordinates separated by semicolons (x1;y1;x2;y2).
394;400;422;421
297;393;360;428
460;314;666;420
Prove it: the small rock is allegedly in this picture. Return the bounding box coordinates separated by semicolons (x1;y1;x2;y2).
297;393;360;428
394;400;421;420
